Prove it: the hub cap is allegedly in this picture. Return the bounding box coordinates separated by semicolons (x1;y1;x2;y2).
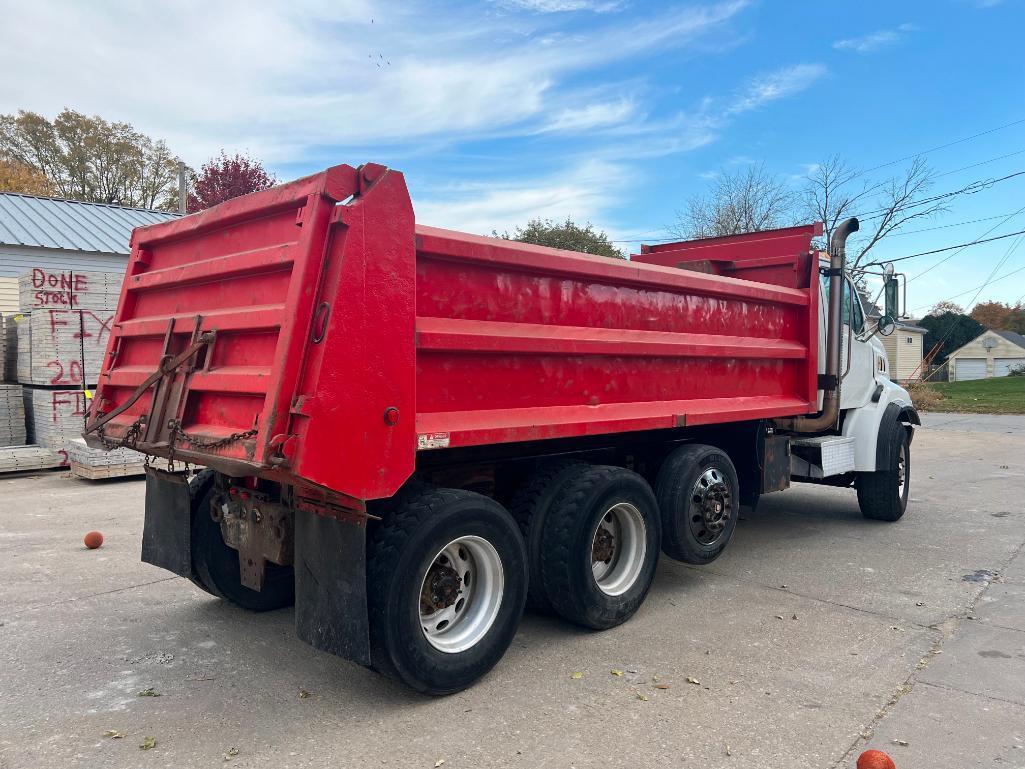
590;502;647;596
419;536;504;654
690;467;732;545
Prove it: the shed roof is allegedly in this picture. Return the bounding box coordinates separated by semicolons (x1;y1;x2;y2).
992;329;1025;351
0;192;178;254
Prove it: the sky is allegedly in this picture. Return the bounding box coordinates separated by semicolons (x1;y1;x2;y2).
1;0;1023;314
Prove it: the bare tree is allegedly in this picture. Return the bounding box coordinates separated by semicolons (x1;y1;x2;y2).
672;163;797;239
804;155;947;267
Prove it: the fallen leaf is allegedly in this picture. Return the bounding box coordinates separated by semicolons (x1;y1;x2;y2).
686;677;700;685
298;689;311;699
654;683;670;690
435;760;445;767
725;744;732;757
224;747;240;760
103;730;125;739
791;614;798;620
893;739;909;747
139;737;156;751
610;669;624;677
636;693;649;701
138;688;161;697
774;615;784;620
570;671;583;680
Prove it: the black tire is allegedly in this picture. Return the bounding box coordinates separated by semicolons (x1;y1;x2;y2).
539;465;660;630
186;469;217;596
655;444;739;565
508;459;585;613
367;485;527;695
857;421;910;522
190;480;295;612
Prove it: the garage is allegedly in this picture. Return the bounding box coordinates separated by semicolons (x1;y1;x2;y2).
995;357;1025;377
954;358;987;381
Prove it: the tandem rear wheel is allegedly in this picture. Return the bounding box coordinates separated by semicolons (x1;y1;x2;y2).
187;471;296;612
366;484;528;695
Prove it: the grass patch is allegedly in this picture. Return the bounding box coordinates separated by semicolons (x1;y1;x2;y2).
914;376;1025;414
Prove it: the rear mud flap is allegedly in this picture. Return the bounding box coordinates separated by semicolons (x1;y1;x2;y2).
142;467;194;579
294;509;371;667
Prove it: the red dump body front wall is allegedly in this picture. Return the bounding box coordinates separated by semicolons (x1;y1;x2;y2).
87;163;819;504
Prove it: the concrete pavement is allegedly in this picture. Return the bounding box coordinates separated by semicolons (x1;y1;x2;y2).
1;414;1023;768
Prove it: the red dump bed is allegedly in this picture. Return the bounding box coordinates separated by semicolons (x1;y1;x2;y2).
85;163;821;504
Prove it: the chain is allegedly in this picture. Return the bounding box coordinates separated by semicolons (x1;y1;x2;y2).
90;414;255;472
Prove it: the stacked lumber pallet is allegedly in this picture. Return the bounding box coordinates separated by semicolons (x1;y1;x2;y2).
0;444;65;473
0;315;8;381
1;268;134;477
67;438;168;480
0;384;27;446
19;269;122;311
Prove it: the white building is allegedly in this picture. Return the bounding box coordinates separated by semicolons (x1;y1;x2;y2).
947;329;1025;381
0;192;177;313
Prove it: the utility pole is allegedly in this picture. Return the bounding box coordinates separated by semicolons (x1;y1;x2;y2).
177;161;188;215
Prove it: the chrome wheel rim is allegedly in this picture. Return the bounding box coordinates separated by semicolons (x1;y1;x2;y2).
419;535;504;654
689;467;732;545
591;502;647;596
897;442;907;497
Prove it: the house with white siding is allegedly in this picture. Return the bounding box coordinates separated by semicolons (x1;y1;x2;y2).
947;329;1025;381
0;193;177;313
879;321;928;383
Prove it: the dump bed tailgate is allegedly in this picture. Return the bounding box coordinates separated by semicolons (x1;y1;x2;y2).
85;164;417;502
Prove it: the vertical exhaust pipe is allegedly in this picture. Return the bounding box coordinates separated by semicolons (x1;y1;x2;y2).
775;217;859;433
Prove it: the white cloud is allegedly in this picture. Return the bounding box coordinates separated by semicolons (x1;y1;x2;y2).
534;98;637;134
413;158;629;237
496;0;623;11
723;64;827;116
0;0;748;166
833;24;915;53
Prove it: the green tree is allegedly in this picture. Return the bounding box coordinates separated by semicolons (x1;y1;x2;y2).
496;217;623;258
0;108;180;209
919;311;985;363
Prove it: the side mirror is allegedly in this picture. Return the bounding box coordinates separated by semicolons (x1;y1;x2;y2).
878;314;896;336
884;275;900;318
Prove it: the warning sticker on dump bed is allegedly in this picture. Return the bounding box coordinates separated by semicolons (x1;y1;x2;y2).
417;432;451;450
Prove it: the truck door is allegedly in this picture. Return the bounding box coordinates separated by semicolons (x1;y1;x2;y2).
839;276;877;408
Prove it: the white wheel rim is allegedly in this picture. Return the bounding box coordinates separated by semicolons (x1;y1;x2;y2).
419;535;504;654
897;443;907;496
590;502;647;596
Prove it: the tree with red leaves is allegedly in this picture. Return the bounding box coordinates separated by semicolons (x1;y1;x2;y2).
187;151;275;212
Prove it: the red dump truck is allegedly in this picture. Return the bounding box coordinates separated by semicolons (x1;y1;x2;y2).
84;162;919;694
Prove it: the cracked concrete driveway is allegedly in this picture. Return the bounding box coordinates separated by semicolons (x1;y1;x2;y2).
1;413;1023;768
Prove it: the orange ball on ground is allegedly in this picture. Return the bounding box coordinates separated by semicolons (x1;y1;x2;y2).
83;531;104;549
857;749;896;769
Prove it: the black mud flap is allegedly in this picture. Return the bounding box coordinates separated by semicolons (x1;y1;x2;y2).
294;509;371;667
142;467;194;579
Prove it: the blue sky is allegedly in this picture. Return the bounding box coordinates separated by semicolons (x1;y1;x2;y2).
1;0;1023;313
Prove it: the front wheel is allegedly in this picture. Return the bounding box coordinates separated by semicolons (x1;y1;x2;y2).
857;421;911;521
367;485;527;695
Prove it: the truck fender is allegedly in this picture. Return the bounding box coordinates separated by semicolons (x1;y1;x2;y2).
841;386;918;472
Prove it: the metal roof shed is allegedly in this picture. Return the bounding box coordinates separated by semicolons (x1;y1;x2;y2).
0;193;178;312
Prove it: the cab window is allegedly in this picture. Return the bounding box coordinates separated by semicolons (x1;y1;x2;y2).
820;274;865;333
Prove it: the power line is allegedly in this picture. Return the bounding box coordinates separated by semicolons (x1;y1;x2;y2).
887;212;1021;237
854;170;1025;221
966;233;1025;312
853;117;1025;179
908;264;1025;314
907;205;1025;282
934;149;1025;178
863;229;1025;267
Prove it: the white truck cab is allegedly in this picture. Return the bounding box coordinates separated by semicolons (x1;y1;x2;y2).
788;229;919;522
